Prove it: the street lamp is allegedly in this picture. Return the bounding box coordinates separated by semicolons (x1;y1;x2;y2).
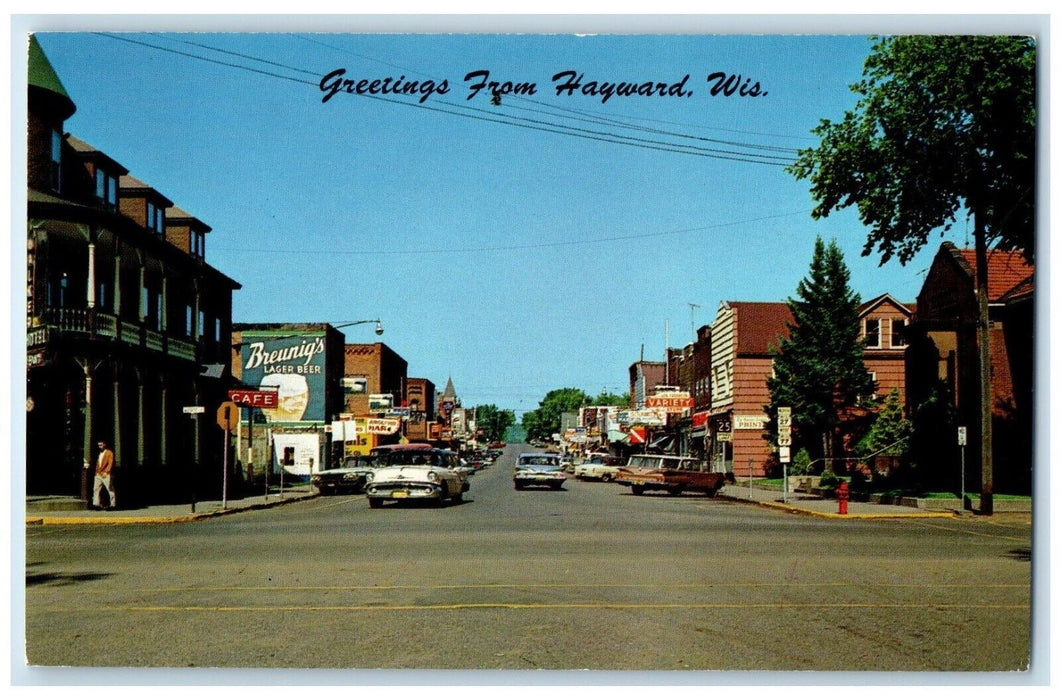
331;318;384;336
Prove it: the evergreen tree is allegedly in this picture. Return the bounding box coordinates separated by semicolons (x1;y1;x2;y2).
767;237;875;463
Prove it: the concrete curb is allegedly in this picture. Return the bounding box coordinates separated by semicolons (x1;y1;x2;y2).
749;498;956;519
25;493;318;526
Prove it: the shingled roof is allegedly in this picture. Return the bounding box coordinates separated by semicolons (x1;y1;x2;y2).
947;242;1034;302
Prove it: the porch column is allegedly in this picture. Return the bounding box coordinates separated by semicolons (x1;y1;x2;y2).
87;241;97;309
160;274;168;332
80;363;94;504
113;251;122;316
112;369;122;469
137;374;146;465
139;266;147;323
160;384;168;467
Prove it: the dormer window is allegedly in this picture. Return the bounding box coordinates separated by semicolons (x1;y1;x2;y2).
95;168;118;210
891;319;908;348
190;230;205;260
146;201;164;235
864;319;881;348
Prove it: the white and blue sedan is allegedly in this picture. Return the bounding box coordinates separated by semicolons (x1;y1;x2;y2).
514;452;567;490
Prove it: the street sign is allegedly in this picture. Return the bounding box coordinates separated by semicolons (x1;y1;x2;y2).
228;389;278;408
777;407;792;447
779;446;791;463
629;426;647;444
957;426;967;446
216;401;239;431
183;406;205;415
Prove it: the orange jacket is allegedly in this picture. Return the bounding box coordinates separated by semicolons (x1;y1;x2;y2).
96;448;114;476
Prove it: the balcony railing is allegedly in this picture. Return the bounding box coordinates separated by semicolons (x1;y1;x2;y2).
32;307;208;364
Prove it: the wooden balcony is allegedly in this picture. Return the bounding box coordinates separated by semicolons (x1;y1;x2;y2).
31;307;203;363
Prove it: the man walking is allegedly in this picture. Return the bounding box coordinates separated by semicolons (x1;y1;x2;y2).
92;440;116;509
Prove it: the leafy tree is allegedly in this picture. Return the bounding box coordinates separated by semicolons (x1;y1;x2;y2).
789;35;1035;513
789;35;1035;265
521;388;592;441
856;389;912;459
591;390;630;407
472;404;515;443
767;237;875;461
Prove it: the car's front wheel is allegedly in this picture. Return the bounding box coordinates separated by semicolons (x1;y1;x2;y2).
631;484;645;495
368;497;383;508
600;473;613;483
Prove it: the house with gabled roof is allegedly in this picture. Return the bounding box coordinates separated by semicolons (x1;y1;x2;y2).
859;293;916;405
906;241;1034;494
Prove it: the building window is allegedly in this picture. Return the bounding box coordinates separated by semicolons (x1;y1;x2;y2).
95;169;118;210
50;129;62;191
185;305;193;337
146;202;164;235
864;319;881;348
891;319;908;348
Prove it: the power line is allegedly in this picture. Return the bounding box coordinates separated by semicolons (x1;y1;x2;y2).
91;33;801;166
212;209;811;257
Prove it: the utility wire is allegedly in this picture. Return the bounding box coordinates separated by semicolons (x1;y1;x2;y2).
212;210;811;257
93;32;799;166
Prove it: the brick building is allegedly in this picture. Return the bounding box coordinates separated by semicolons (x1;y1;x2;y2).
231;323;347;476
405;377;436;441
906;242;1034;494
341;343;409;451
26;36;241;505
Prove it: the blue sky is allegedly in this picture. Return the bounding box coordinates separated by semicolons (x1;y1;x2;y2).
29;29;967;416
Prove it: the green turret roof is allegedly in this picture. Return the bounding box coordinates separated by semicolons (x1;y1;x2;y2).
27;34;76;120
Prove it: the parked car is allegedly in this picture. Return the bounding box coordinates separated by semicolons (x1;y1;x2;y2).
574;453;626;482
311;454;375;495
364;444;469;508
615;454;726;496
514;452;567;490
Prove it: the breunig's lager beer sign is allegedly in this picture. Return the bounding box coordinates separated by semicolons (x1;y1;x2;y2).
241;332;327;422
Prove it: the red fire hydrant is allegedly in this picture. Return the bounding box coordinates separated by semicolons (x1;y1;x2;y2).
836;481;849;515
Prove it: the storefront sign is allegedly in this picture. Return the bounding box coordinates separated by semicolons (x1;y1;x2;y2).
369;394;394;411
240;331;328;422
645;395;695;411
27;326;49;348
228;389;279;408
733;415;767;431
366;417;401;435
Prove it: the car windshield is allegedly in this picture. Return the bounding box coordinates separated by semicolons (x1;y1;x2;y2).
518;455;560;467
373;450;453;467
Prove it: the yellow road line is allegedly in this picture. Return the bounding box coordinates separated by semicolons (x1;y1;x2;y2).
134;582;1028;593
74;602;1031;613
914;520;1031;542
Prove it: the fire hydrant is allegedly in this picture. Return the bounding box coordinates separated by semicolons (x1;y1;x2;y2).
836;481;849;515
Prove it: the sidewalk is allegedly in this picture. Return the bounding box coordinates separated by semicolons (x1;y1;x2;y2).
25;486;318;526
718;483;957;519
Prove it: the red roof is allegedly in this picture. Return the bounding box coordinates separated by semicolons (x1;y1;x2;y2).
951;245;1034;302
730;302;793;355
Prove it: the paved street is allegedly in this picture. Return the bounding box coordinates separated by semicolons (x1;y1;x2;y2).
23;445;1033;676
